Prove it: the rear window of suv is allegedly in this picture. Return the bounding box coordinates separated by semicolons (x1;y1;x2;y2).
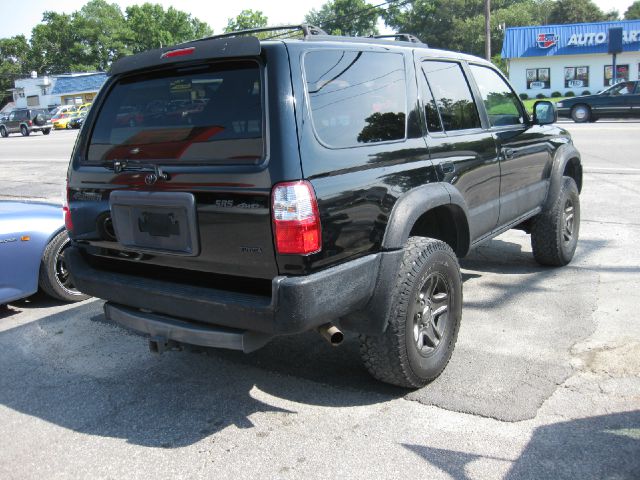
86;61;264;165
304;50;407;148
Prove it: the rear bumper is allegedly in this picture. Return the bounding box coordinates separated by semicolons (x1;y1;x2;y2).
66;246;383;342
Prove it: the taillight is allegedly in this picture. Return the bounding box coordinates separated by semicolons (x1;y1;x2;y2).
63;183;73;231
272;181;321;255
28;120;32;126
161;47;195;59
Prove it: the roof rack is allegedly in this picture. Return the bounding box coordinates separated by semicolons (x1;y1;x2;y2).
370;33;425;45
195;24;327;42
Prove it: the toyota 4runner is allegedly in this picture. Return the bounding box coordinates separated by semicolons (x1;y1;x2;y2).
0;108;52;137
65;25;582;388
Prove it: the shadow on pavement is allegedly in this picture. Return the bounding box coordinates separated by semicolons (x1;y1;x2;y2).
0;300;403;448
403;410;640;479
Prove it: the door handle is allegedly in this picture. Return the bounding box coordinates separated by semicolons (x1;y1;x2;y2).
502;148;515;159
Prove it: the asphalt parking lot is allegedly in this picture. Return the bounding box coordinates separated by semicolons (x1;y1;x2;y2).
0;123;639;479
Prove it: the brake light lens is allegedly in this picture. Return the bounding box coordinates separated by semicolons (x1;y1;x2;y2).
272;181;321;255
63;183;73;231
161;47;195;59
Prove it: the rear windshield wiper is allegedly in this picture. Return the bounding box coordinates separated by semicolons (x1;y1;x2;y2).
106;159;170;180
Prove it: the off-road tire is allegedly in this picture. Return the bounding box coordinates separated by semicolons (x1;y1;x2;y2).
39;230;89;302
359;237;462;388
20;125;29;136
571;104;591;123
531;176;580;266
0;126;7;138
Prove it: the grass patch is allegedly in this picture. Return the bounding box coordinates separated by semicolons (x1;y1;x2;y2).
522;97;566;114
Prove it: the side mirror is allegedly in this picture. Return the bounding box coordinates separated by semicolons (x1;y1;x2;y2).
533;100;557;125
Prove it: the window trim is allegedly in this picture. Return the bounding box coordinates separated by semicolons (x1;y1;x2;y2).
301;48;410;150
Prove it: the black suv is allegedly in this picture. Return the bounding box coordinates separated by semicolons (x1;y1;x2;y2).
0;108;52;137
65;26;582;388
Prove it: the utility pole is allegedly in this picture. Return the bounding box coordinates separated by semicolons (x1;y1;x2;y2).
484;0;491;61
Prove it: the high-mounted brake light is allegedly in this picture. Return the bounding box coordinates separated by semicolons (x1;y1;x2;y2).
63;182;73;231
160;47;196;59
272;181;322;255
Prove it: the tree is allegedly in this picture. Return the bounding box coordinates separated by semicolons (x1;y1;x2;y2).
305;0;379;36
384;0;542;57
224;9;268;33
625;1;640;19
547;0;612;24
125;3;212;53
0;35;30;106
28;12;88;74
73;0;132;71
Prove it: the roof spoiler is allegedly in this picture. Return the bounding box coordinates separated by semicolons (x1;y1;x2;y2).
109;36;261;76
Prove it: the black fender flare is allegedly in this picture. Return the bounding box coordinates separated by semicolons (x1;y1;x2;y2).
381;182;471;256
543;142;582;211
341;183;471;335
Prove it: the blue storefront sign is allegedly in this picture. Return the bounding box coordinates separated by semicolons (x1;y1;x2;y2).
501;20;640;58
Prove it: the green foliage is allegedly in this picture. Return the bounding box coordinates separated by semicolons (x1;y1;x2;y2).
565;90;575;97
0;0;213;78
551;91;562;97
305;0;379;36
519;93;529;100
384;0;556;58
224;9;268;33
581;90;591;95
547;0;617;24
536;93;546;99
625;1;640;19
126;3;212;53
0;35;30;106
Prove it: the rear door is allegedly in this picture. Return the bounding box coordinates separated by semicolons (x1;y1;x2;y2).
467;63;552;227
419;59;500;241
70;44;298;280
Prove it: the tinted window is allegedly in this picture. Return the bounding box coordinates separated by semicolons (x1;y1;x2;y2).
304;50;406;147
422;61;481;131
470;65;524;127
87;61;263;165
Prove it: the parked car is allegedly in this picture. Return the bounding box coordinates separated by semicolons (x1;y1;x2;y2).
65;25;582;388
68;111;87;129
0;201;89;305
52;112;80;130
50;105;78;117
0;108;52;137
556;80;640;122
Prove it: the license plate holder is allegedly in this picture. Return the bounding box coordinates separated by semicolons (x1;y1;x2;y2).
109;191;199;256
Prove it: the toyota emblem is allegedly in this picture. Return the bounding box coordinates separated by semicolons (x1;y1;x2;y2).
144;173;158;185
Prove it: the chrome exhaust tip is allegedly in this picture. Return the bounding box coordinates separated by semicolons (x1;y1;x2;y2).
317;323;344;346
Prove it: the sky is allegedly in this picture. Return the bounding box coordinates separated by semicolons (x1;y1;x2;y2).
0;0;636;39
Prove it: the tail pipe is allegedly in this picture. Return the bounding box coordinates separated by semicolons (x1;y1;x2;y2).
317;323;344;346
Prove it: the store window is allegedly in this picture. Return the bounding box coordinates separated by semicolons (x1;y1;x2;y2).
604;65;629;86
526;68;550;90
564;67;589;88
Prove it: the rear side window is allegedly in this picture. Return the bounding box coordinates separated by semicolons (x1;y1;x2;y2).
422;61;481;132
304;50;406;148
87;61;263;165
469;64;524;127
